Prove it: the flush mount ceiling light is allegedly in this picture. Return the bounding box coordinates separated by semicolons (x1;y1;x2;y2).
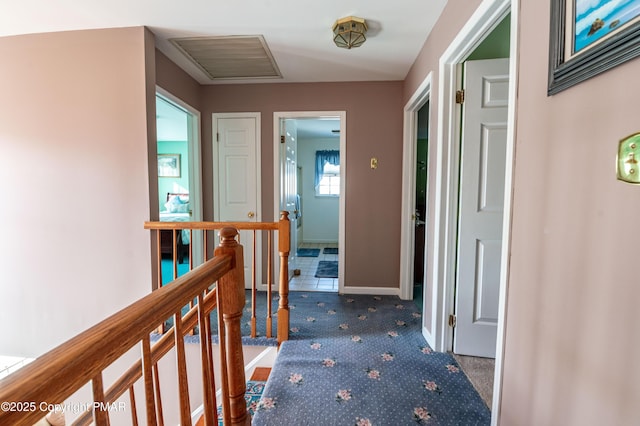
332;16;368;49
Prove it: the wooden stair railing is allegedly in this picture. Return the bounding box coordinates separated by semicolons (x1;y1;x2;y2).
144;211;291;345
0;227;249;426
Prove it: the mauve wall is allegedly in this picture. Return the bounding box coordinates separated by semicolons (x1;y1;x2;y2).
199;82;404;288
405;0;640;423
155;49;202;111
0;27;154;357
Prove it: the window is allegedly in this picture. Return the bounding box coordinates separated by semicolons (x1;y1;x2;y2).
315;150;340;196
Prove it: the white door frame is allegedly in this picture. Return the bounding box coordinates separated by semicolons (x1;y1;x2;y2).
212;112;263;286
400;0;519;423
155;86;204;263
399;73;432;305
273;111;346;292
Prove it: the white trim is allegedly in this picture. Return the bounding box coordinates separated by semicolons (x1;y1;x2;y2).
399;73;433;302
212;112;263;287
429;1;515;425
434;0;511;352
273;111;346;291
340;286;399;297
155;87;204;264
492;0;519;422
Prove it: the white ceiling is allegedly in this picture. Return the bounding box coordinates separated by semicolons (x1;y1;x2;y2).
1;0;449;85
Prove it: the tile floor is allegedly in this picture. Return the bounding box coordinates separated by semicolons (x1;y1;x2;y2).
289;243;338;292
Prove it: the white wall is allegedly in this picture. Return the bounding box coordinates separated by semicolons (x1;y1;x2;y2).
0;27;154;357
298;137;339;243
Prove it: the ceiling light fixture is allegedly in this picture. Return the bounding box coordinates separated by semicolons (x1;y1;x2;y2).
332;16;368;49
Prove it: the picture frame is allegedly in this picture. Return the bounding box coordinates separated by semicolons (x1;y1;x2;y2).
158;154;181;178
548;0;640;95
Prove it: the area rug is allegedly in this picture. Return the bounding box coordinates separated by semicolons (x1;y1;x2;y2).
252;292;490;425
296;248;320;257
315;261;338;278
217;380;265;425
323;247;338;254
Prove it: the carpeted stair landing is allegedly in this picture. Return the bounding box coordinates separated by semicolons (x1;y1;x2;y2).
251;292;490;425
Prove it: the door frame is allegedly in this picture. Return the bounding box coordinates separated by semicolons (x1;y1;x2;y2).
399;73;432;306
273;111;346;291
399;0;519;423
156;86;204;264
212;112;263;287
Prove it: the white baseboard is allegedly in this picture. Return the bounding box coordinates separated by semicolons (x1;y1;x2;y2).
340;286;400;297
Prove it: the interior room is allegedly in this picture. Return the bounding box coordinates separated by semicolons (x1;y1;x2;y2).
2;0;640;425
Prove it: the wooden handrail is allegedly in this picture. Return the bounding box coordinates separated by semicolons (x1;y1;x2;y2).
71;288;219;425
0;228;246;426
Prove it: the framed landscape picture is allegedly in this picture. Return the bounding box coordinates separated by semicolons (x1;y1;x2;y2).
158;154;181;178
548;0;640;95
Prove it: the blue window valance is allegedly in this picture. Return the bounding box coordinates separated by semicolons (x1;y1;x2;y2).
315;150;340;187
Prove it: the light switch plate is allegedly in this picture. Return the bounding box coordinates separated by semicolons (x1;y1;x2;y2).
617;133;640;184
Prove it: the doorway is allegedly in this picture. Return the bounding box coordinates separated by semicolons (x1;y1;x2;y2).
400;0;518;420
413;101;429;309
273;112;346;293
155;89;202;282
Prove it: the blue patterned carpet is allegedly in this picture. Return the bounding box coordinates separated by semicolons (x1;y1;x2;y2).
252;292;490;426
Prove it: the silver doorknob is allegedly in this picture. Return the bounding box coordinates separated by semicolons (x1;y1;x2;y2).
247;211;255;218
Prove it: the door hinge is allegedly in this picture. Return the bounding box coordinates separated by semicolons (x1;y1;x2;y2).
280;135;285;144
448;314;457;328
216;132;219;142
455;90;465;104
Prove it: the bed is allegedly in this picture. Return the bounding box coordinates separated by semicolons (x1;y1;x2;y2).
159;193;190;263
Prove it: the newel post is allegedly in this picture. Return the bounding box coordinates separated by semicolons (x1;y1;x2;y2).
214;227;249;426
277;211;290;344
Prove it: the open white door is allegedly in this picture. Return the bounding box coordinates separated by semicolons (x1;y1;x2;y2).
281;119;299;277
454;58;509;358
213;113;261;289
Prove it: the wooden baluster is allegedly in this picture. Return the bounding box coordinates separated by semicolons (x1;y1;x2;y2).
92;372;110;425
278;211;291;345
204;230;209;262
129;386;139;426
215;227;249;425
266;230;273;338
172;229;178;281
216;287;230;425
197;292;216;426
189;229;196;334
189;229;193;269
141;336;157;426
174;310;191;426
153;364;164;426
156;229;166;334
251;230;257;338
156;229;163;290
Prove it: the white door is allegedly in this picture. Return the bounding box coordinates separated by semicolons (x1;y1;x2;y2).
214;113;261;289
453;58;509;358
281;119;298;277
